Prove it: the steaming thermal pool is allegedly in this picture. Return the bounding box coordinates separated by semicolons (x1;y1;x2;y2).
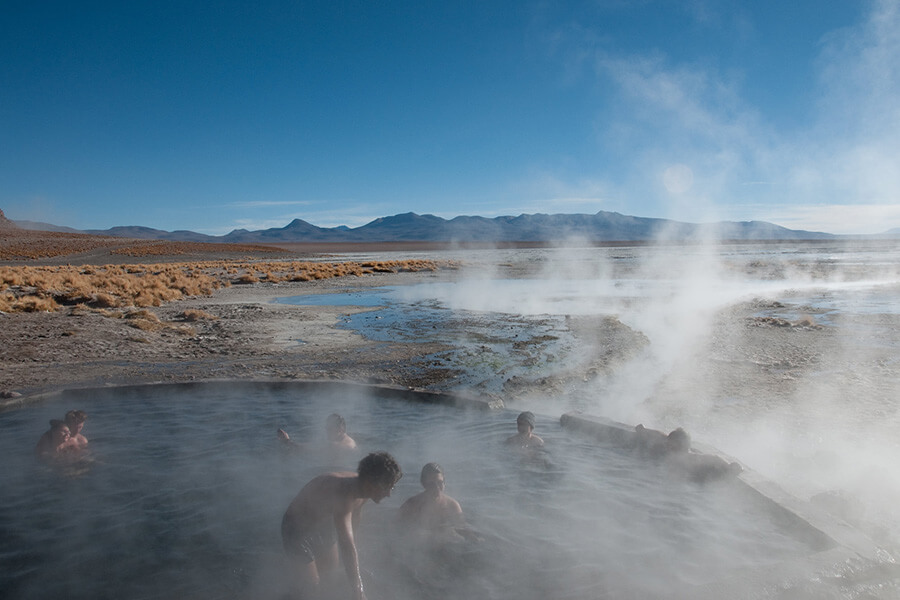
1;382;820;600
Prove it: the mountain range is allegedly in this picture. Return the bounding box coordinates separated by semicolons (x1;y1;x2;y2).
9;210;857;243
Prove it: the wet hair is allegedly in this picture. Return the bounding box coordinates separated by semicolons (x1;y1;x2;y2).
666;427;691;454
420;462;444;486
49;420;70;435
65;410;87;425
358;451;402;487
325;413;345;430
517;411;536;429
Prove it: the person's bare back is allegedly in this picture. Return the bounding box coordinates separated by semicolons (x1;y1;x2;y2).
283;472;361;531
281;451;402;600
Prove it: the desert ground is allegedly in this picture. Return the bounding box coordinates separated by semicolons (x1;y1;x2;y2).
5;218;900;598
3;221;894;420
0;225;464;401
1;216;655;405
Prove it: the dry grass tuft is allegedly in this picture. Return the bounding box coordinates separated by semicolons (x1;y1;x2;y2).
91;293;119;308
4;295;58;312
127;319;163;332
0;258;460;317
125;309;161;323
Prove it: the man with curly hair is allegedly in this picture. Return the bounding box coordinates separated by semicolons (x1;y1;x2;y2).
64;409;88;449
282;451;402;599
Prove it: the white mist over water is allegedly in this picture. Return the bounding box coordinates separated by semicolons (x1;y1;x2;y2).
392;242;900;552
0;382;821;600
3;242;899;598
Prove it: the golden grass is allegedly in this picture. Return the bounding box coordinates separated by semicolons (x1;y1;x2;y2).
0;258;460;315
125;309;162;323
127;318;164;332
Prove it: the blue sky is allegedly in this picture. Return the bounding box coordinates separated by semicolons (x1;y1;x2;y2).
2;1;898;235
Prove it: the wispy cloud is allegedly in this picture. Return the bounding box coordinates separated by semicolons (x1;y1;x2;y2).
542;0;900;233
226;200;313;208
755;203;900;235
791;0;900;211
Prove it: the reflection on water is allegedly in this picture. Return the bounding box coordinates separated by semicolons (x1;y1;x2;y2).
1;383;814;600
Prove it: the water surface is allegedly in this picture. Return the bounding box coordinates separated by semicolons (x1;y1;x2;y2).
0;382;815;600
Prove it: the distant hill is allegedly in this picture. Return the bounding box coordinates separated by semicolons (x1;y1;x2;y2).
0;209;16;230
10;210;836;243
13;219;82;233
224;211;834;243
83;226;220;243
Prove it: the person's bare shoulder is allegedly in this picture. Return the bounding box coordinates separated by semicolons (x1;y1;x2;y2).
445;495;463;515
302;471;354;498
399;491;425;516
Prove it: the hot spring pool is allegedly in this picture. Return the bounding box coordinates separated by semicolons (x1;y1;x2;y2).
1;382;821;600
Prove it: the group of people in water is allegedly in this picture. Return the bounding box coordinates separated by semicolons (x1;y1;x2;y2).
32;404;737;600
632;422;743;483
274;409;744;599
277;410;542;600
33;409;88;460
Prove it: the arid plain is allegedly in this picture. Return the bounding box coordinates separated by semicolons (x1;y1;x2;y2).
0;216;475;401
6;212;900;565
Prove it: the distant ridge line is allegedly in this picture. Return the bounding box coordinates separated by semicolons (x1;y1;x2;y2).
5;209;875;242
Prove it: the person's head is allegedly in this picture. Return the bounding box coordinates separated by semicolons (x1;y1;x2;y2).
325;413;346;440
420;462;445;493
666;427;691;454
516;411;536;434
64;410;87;434
49;420;71;445
358;451;402;503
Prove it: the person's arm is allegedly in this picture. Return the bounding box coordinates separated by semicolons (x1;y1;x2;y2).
335;504;366;600
447;498;464;523
397;494;419;524
445;499;483;541
277;429;306;452
61;438;82;452
351;503;361;535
